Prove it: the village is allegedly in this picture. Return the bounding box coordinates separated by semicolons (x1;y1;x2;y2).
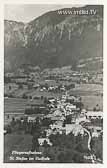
4;66;103;163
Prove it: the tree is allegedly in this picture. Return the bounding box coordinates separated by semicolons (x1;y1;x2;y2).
22;93;28;99
43;140;49;148
42;118;52;127
9;85;11;90
28;84;32;90
58;150;74;163
44;97;48;104
93;107;96;111
58;152;66;162
18;84;23;89
72;152;84;163
66;116;72;124
6;125;12;133
75;102;84;110
31;135;39;151
10;117;16;127
41;96;44;100
76;133;82;144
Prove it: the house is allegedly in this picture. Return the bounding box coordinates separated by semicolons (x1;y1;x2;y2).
75;114;91;124
51;116;65;122
92;130;99;138
65;124;75;135
4;130;7;135
5;72;15;78
38;138;52;146
81;109;87;114
45;129;53;137
54;120;63;127
27;116;36;123
65;110;73;116
72;124;84;136
66;95;77;102
65;104;76;111
53;109;62;117
65;124;84;136
33;84;40;89
86;125;102;132
48;125;66;135
50;123;61;130
85;111;103;120
50;121;64;130
48;98;56;103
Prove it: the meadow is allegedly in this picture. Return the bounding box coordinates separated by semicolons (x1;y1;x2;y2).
4;134;32;162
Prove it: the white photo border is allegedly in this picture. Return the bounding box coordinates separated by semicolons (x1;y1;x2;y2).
0;0;106;168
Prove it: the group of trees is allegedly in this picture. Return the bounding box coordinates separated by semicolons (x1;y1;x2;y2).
90;136;103;161
6;116;52;152
42;132;88;163
5;117;25;134
6;116;53;134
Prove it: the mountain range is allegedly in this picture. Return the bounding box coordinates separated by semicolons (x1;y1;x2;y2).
4;5;103;72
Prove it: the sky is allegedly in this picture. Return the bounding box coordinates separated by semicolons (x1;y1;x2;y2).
4;4;83;23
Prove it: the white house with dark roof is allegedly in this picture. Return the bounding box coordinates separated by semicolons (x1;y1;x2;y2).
85;111;103;120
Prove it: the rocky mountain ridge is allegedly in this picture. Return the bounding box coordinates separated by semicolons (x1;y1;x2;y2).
4;5;103;72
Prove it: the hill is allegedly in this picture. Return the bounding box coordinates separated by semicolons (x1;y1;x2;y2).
4;5;103;72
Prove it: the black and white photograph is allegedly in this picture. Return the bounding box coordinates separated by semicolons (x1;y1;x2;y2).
4;4;103;163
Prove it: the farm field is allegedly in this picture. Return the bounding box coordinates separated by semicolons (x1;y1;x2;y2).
70;84;103;110
70;84;103;96
4;89;62;113
81;95;103;110
74;84;103;92
26;89;61;98
4;98;27;113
